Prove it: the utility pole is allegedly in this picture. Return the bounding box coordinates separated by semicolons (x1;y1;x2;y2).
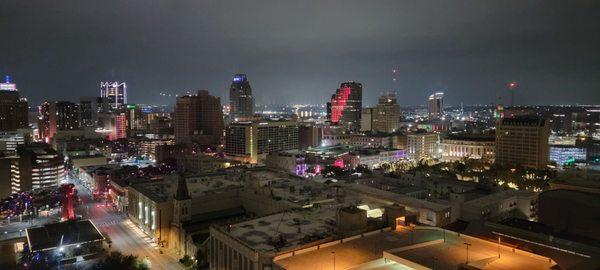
463;242;472;264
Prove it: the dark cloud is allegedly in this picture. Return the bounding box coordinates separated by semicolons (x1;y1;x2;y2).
1;0;599;106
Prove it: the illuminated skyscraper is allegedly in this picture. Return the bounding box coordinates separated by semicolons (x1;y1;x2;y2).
229;74;254;120
372;92;401;133
100;81;127;109
0;75;28;131
428;92;444;119
113;113;127;140
327;81;362;131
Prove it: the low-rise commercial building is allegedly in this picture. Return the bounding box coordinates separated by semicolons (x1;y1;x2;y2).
441;135;495;162
549;145;587;165
451;189;538;222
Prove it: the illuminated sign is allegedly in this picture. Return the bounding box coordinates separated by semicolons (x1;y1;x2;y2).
0;83;16;91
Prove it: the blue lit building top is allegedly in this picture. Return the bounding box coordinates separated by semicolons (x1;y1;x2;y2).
232;74;247;83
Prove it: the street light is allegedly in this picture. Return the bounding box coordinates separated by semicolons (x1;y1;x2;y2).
463;242;472;264
442;228;446;242
497;236;501;258
332;251;336;270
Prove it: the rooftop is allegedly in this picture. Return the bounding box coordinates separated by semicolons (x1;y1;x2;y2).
130;172;245;202
462;190;536;208
341;182;450;212
131;180;174;203
227;208;336;253
26;219;105;252
499;117;547;127
276;227;556;270
444;134;496;142
389;233;555;270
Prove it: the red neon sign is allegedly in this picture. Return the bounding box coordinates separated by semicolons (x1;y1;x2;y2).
331;86;351;123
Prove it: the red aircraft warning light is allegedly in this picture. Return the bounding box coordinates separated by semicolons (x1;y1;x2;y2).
508;81;518;106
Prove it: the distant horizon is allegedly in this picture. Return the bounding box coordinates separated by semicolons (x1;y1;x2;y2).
3;1;600;106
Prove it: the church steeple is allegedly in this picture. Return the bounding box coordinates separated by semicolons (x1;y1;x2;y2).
175;172;191;200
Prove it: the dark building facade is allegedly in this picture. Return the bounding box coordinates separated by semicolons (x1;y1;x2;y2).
298;124;323;150
39;101;81;143
372;93;401;133
327;81;362;131
174;90;224;145
495;117;550;170
229;74;255;120
0;77;28;132
79;97;109;127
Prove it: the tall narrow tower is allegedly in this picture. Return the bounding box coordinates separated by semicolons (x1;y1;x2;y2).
229;74;254;121
171;173;192;254
428;92;444;119
0;75;28;131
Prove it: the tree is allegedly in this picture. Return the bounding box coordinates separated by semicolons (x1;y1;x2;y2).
93;251;149;270
354;165;372;175
180;254;194;268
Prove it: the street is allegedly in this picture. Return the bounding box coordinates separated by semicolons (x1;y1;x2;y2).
70;176;182;270
1;175;182;270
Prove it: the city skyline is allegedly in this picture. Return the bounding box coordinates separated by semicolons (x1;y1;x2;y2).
2;1;600;106
2;2;600;270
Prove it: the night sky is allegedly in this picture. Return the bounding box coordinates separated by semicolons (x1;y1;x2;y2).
1;1;599;107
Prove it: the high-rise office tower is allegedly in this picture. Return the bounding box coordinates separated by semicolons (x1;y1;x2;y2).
495;117;550;170
100;81;127;109
53;101;80;131
327;81;362;131
38;102;51;142
360;108;374;132
38;101;80;142
174;90;224;145
0;75;28;132
113;113;127;140
372;93;401;133
123;104;147;135
428;92;444;119
225;119;298;163
229;74;254;121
